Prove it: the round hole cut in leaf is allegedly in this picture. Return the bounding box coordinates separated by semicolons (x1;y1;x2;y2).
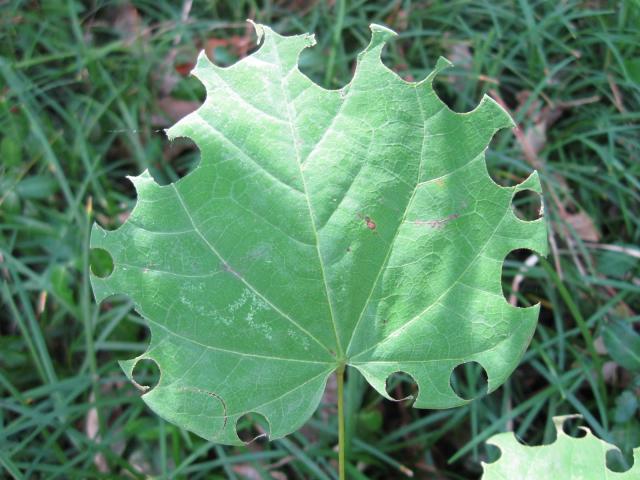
89;22;548;445
482;415;640;479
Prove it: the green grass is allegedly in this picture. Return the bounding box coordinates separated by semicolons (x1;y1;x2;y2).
1;1;639;478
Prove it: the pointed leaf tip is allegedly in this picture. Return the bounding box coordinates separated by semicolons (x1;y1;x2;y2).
247;19;265;44
370;23;398;38
423;56;454;84
304;32;317;48
248;22;317;71
190;49;214;80
475;94;516;130
366;24;397;51
435;56;454;71
514;170;543;194
248;20;315;49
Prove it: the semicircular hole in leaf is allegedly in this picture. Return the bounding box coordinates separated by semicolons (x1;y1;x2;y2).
204;29;261;68
484;442;503;464
501;249;541;308
384;371;418;403
513;417;558;447
606;448;635;473
432;73;459;113
89;248;114;278
380;38;414;82
151;136;201;186
561;416;588;438
449;361;488;401
236;412;270;444
512;189;543;221
297;46;329;88
485;132;521;187
298;27;358;89
131;358;160;393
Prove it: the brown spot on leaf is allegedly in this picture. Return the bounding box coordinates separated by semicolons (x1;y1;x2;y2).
365;216;376;230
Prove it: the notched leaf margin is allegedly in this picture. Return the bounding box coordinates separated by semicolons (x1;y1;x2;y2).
89;21;549;444
482;415;640;478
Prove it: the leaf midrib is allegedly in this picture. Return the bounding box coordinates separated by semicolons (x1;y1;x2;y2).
268;39;345;360
344;86;434;357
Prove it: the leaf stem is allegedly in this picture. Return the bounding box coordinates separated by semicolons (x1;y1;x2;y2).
337;364;346;480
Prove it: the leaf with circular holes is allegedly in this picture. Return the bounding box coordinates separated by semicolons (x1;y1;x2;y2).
482;415;640;479
90;22;548;445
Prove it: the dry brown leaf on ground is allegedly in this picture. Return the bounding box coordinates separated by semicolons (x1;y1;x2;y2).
274;0;320;15
443;41;475;94
233;464;287;479
113;3;147;45
562;211;600;242
153;97;200;125
489;88;603;278
85;393;108;473
205;22;255;64
512;90;599;173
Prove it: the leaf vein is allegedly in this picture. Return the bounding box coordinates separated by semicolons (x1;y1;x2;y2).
193;112;305;195
170;182;334;358
269;39;343;358
146;314;333;365
351;203;512;360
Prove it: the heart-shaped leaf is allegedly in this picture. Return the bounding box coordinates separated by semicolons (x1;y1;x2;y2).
90;23;547;444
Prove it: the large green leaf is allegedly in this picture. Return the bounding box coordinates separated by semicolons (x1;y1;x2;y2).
90;23;547;444
482;415;640;479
